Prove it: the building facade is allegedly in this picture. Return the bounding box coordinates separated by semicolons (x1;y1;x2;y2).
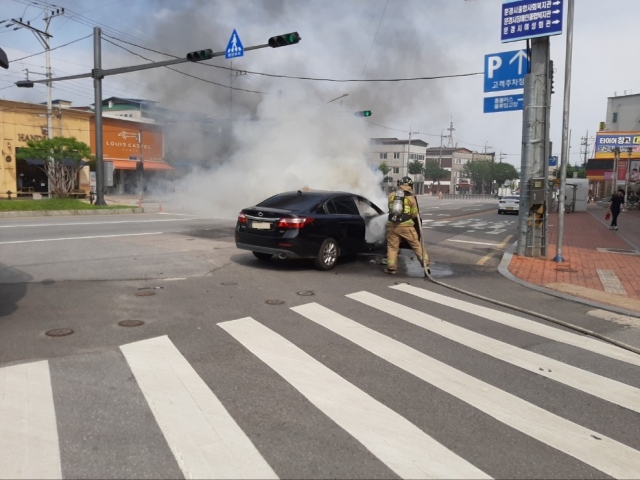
369;138;429;193
605;93;640;132
0;99;92;197
89;116;170;194
587;130;640;200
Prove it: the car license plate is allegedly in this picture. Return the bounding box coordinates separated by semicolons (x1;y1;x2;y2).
506;207;515;210
251;221;271;230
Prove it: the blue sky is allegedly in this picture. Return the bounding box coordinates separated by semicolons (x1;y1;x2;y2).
1;0;639;168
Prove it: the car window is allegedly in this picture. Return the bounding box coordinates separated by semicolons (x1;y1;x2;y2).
332;196;360;215
355;197;381;217
324;200;338;214
257;193;324;211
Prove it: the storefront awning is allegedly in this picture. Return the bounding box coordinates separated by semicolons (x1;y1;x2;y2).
110;160;173;171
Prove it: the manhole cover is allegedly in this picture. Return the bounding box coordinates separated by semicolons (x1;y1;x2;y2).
221;282;238;286
266;299;285;305
135;291;156;297
118;320;145;327
45;328;74;337
297;291;315;296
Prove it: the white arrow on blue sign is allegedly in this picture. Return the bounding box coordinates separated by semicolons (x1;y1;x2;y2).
484;50;529;93
501;0;564;43
225;29;244;59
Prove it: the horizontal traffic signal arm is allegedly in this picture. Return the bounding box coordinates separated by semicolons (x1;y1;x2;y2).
16;33;301;87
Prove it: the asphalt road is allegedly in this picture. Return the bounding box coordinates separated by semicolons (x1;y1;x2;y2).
1;198;640;479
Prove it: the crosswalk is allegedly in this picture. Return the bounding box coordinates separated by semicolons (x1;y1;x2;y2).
422;218;516;234
2;285;640;479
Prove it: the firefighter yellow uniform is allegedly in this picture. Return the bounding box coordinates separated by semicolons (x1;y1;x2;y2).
385;183;430;274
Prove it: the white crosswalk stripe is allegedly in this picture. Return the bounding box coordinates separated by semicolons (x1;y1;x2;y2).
293;302;640;479
0;361;61;480
2;287;640;479
347;291;640;414
120;335;277;480
219;318;490;480
391;283;640;368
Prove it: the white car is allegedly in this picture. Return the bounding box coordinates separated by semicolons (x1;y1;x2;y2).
498;195;520;214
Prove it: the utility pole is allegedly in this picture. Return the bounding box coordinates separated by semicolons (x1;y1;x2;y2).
516;36;551;257
405;128;419;178
554;0;575;263
580;130;594;167
446;118;455;148
93;27;106;205
12;8;64;196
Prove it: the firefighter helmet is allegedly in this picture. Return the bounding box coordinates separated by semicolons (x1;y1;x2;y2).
398;176;413;187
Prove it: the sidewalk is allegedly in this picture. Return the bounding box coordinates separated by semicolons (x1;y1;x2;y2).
505;204;640;314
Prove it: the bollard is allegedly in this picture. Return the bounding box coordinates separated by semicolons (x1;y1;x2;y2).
6;190;12;200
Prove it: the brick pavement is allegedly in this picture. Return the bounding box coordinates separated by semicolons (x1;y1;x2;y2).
508;204;640;312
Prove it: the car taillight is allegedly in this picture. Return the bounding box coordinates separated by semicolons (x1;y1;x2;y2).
238;212;247;224
277;217;314;229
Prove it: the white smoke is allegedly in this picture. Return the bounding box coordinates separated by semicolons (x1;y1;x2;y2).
162;88;388;219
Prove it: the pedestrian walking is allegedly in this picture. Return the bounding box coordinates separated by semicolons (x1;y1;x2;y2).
607;188;625;231
384;176;430;274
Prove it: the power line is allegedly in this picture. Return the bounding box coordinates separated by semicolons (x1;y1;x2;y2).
11;34;91;62
102;33;484;84
102;36;267;95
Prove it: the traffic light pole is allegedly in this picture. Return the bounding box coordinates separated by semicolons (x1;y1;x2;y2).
93;28;107;206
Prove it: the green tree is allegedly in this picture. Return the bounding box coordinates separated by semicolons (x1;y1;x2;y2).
464;160;492;194
491;162;519;188
423;160;448;193
16;137;94;198
563;165;586;179
408;159;424;175
378;161;391;176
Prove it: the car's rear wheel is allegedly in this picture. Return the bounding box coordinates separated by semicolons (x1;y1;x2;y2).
315;237;339;270
252;251;273;261
498;210;503;215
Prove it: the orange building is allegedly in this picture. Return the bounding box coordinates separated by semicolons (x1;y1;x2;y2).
89;116;172;194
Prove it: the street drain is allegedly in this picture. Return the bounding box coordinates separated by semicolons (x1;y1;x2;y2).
556;268;579;273
118;320;145;327
45;328;74;337
135;291;156;297
266;299;285;305
221;282;238;286
297;291;315;296
596;248;639;255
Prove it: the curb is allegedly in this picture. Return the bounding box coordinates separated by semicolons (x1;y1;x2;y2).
0;208;145;218
498;242;640;319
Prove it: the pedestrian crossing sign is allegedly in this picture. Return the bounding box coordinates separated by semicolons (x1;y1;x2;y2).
225;29;244;59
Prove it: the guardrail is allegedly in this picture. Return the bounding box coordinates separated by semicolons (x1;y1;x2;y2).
442;194;498;200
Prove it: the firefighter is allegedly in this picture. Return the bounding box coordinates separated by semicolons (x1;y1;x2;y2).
385;176;430;275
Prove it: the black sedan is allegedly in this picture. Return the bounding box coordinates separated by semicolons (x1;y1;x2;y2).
235;190;387;270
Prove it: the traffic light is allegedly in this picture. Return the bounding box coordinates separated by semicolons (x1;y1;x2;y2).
268;32;301;48
549;60;555;95
354;110;372;117
187;49;214;61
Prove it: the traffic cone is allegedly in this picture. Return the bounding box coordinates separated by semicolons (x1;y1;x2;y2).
158;201;163;213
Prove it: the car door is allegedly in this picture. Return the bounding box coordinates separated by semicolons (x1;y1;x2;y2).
330;195;366;254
